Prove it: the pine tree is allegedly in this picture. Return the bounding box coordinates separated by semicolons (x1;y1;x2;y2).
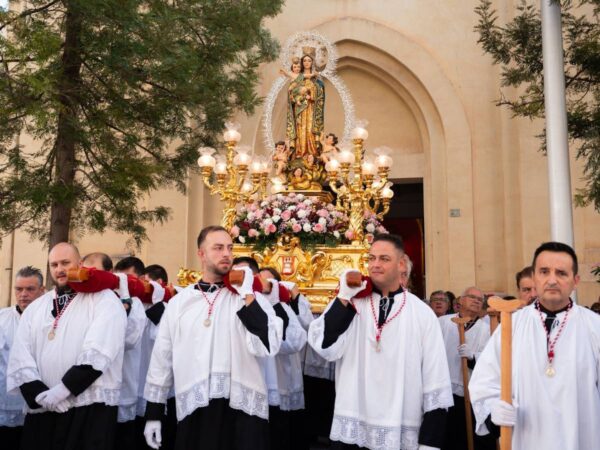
475;0;600;211
0;0;283;247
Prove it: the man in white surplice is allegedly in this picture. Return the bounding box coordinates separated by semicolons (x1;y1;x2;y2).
469;241;600;449
143;225;284;450
7;242;127;450
308;233;453;450
438;287;495;450
0;266;45;449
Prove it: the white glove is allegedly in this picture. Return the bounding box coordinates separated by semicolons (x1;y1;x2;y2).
418;446;440;450
35;382;71;412
149;280;165;304
280;280;296;291
338;269;367;301
115;273;130;299
231;266;255;297
458;343;475;359
144;420;162;449
491;399;517;427
263;279;280;305
53;399;70;413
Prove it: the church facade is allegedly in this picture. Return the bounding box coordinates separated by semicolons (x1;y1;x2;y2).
1;1;599;304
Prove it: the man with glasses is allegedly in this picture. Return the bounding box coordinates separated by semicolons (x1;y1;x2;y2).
438;287;495;450
429;291;450;317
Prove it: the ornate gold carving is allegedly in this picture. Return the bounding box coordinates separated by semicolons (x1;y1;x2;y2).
178;235;369;313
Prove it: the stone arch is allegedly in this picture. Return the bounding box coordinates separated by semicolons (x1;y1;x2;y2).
307;17;477;292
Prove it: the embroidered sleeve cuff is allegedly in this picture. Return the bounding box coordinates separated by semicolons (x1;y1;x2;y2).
418;408;447;447
62;364;103;396
20;380;49;409
145;401;166;421
146;302;166;325
76;349;112;372
237;300;270;352
272;303;289;341
322;298;356;349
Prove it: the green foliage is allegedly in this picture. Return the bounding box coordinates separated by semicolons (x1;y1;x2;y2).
0;0;283;246
475;0;600;211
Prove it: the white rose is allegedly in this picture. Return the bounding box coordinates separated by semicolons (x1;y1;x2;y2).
239;236;246;243
276;194;284;200
287;205;296;211
261;201;268;207
272;215;281;223
264;218;273;226
302;223;311;232
247;212;254;221
303;199;312;206
291;218;297;224
273;208;282;215
366;223;376;233
318;217;327;226
297;210;307;219
334;230;340;239
296;194;305;200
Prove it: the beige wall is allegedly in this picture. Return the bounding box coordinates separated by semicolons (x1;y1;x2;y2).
2;1;599;306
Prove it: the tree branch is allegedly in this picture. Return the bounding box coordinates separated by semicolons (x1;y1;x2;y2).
0;0;62;32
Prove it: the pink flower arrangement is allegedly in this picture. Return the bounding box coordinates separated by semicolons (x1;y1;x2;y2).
232;193;389;250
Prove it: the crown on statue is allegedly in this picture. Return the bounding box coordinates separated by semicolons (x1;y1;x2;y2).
302;46;316;59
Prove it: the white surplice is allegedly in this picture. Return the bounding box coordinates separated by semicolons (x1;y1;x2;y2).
259;302;307;411
144;286;283;421
0;306;25;426
438;313;491;396
308;292;453;450
469;303;600;449
118;297;146;422
7;289;127;412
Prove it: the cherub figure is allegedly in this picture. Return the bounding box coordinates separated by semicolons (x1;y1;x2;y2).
272;140;290;179
290;166;312;190
319;132;340;164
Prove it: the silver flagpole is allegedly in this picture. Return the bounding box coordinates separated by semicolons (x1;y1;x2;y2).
540;0;577;301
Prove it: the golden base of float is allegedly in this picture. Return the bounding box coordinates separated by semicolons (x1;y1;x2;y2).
177;234;368;313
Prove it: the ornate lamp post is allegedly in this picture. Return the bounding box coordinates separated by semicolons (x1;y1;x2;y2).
325;123;394;244
197;124;269;230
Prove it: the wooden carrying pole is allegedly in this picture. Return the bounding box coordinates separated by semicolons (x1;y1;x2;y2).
451;316;475;450
488;308;500;334
487;297;523;450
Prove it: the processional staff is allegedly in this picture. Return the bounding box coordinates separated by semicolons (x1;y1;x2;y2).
486;297;523;450
451;315;475;450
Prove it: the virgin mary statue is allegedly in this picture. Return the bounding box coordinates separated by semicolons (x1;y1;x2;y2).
286;48;325;160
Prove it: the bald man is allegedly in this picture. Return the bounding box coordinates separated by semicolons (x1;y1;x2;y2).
7;242;127;450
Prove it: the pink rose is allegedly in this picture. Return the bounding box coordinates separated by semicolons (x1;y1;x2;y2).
292;223;302;233
313;223;324;233
345;229;355;240
254;209;264;220
248;229;259;238
317;209;328;217
230;225;240;237
268;223;277;234
281;210;292;221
